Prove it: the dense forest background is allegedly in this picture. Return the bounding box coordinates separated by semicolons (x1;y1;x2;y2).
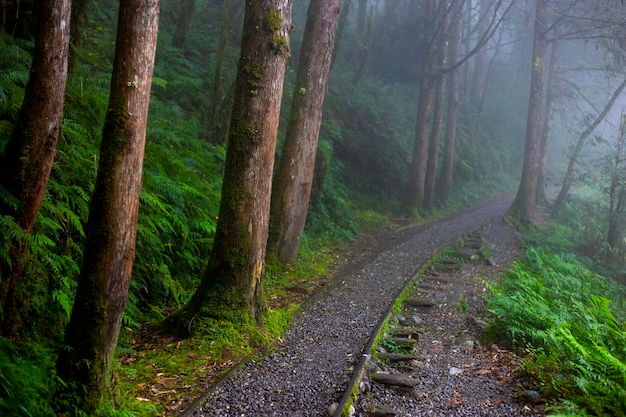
1;0;626;416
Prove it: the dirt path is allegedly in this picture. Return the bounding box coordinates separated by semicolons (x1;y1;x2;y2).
187;194;538;416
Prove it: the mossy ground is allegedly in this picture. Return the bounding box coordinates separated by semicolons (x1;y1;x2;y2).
114;241;338;416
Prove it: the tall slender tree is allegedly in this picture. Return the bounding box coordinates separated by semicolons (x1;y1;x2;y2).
552;75;626;217
405;0;441;213
536;37;559;204
437;0;465;206
423;0;451;212
469;0;495;104
206;0;234;143
56;0;159;410
0;0;71;339
175;0;293;325
507;0;547;224
267;0;341;264
173;0;195;50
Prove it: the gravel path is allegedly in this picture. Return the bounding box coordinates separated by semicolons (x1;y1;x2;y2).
192;194;520;417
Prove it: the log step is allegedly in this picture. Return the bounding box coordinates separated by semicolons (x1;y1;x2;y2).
363;405;398;416
389;337;418;347
371;373;420;387
377;352;419;362
404;298;435;308
389;327;422;339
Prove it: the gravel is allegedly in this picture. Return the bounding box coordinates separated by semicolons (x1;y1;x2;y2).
192;194;531;417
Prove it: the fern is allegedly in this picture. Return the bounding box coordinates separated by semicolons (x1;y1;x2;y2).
486;246;626;415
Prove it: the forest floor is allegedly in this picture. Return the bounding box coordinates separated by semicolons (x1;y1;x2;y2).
122;194;544;416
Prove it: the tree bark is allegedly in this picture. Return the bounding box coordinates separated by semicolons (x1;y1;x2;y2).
536;38;559;204
437;0;464;206
406;0;440;213
507;0;547;224
0;0;71;339
552;75;626;217
56;0;159;411
423;2;451;212
267;0;341;263
180;0;293;325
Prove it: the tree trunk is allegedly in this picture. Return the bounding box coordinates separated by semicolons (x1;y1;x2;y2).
0;0;33;38
437;0;464;206
56;0;159;411
469;0;495;104
206;0;234;143
0;0;71;340
507;0;547;224
173;0;195;50
552;75;626;217
423;3;450;212
331;0;351;65
406;0;440;214
180;0;293;326
267;0;341;264
68;0;90;76
606;119;626;257
536;38;559;204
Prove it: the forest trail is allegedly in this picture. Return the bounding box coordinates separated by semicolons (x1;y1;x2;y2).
184;194;542;417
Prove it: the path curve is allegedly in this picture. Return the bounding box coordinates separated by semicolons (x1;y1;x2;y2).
191;194;515;416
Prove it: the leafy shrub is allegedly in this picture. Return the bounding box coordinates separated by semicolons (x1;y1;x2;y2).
486;247;626;415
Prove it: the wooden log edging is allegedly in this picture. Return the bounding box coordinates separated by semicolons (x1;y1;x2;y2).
332;267;422;417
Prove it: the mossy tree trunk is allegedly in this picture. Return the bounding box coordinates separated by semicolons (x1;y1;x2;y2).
267;0;341;264
0;0;71;340
507;0;547;224
56;0;159;411
181;0;293;325
437;0;464;207
405;0;440;214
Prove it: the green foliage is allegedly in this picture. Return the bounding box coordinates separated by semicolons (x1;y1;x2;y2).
380;337;403;354
486;247;626;415
0;338;57;417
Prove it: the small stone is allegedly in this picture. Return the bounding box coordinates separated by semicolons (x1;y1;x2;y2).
522;390;540;401
359;380;371;393
327;403;338;416
449;366;463;376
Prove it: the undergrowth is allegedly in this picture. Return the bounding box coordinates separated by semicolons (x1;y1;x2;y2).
485;247;626;416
